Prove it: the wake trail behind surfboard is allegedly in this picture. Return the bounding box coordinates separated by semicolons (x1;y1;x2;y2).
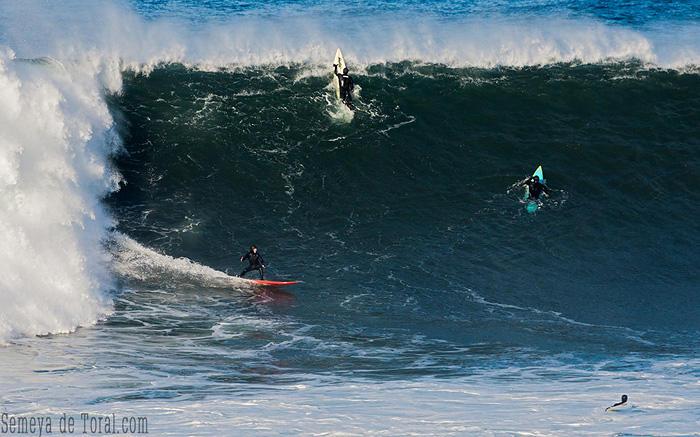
111;233;296;289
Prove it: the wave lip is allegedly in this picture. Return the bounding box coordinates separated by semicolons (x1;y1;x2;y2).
0;49;118;343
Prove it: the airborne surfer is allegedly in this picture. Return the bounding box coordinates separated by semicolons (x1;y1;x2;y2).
238;244;266;279
333;63;354;108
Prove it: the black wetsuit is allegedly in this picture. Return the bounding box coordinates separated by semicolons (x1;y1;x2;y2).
334;65;354;105
239;250;265;279
526;179;550;200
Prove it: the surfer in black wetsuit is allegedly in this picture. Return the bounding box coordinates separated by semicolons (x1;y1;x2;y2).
605;394;628;411
333;64;354;108
523;175;550;200
238;245;265;279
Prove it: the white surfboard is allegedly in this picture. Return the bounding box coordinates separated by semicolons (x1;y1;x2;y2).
333;48;346;100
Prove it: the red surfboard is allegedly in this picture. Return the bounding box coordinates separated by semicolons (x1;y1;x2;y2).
248;279;300;286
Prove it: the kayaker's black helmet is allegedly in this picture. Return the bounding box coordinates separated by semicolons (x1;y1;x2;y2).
343;67;349;74
621;394;628;402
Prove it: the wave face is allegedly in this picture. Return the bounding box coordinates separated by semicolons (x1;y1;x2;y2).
108;62;700;361
0;0;698;351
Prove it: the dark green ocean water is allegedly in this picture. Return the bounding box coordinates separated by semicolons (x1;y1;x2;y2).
106;63;700;377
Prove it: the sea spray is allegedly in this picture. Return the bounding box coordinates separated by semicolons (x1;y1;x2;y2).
0;49;119;342
1;2;699;70
110;233;239;289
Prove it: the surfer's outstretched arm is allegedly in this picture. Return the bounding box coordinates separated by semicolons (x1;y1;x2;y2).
605;401;621;411
605;395;628;411
240;252;250;262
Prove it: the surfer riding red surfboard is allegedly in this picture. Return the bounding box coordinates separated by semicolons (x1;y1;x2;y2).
238;244;266;279
237;244;299;286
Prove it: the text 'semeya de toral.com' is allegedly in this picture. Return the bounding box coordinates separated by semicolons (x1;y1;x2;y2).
1;412;148;435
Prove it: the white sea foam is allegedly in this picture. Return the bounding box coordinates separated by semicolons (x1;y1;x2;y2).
111;233;250;289
0;49;119;342
1;334;698;437
1;2;699;72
